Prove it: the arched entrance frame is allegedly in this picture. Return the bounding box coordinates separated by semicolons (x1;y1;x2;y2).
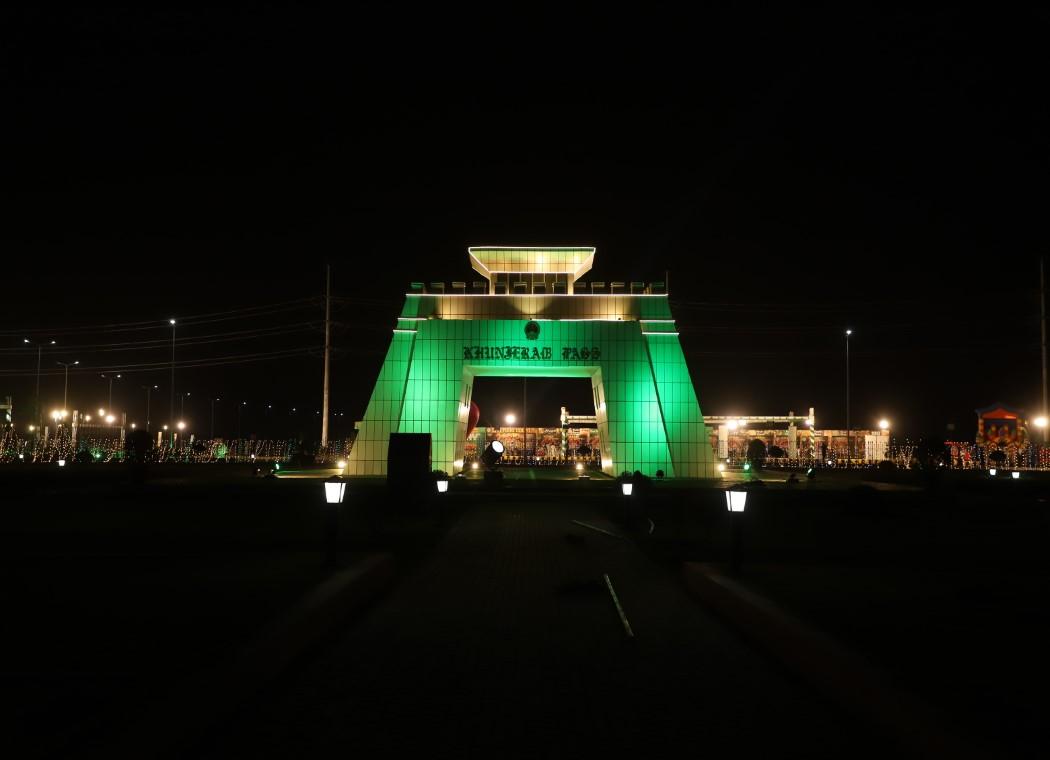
348;315;715;479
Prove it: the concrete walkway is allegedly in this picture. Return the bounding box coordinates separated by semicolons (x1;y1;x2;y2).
201;496;884;758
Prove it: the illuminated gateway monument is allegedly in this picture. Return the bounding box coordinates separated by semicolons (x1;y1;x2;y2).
347;247;716;478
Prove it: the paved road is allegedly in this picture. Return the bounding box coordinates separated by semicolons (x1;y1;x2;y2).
201;496;883;758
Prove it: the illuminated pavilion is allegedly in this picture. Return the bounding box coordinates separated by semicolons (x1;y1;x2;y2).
346;246;716;478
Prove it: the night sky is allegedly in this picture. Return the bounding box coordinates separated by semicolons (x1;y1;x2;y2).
3;8;1047;440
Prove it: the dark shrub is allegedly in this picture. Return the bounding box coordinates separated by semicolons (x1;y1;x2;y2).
747;439;767;467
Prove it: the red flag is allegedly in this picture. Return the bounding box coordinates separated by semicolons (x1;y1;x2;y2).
466;400;480;439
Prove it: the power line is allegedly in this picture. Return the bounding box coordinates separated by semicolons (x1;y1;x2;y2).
0;347;318;376
0;297;321;337
0;323;319;353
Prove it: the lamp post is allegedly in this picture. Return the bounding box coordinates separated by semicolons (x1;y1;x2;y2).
211;397;221;439
845;329;852;467
141;384;158;430
238;401;247;438
1042;256;1048;444
169;319;176;428
100;373;122;411
725;487;749;574
56;360;79;409
323;475;346;567
25;338;55;427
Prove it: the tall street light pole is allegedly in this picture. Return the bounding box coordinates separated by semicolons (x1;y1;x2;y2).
101;373;121;410
24;340;55;428
56;360;79;410
169;319;176;427
845;329;852;467
211;397;220;439
1041;256;1048;444
141;384;157;430
321;265;332;449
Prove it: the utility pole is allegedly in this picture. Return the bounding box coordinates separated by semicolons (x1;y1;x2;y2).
845;329;852;467
1042;256;1048;443
25;339;55;427
141;384;157;430
101;373;121;411
57;360;78;409
211;397;220;439
169;319;176;428
321;264;332;448
35;342;42;421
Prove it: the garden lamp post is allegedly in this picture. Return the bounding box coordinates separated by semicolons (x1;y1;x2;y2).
725;488;749;574
323;475;347;567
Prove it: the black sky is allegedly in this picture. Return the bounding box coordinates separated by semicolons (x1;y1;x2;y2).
2;8;1047;439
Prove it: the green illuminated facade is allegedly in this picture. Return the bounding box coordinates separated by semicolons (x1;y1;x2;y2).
347;247;716;478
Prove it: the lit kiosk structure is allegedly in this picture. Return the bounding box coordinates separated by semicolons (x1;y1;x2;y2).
346;247;716;478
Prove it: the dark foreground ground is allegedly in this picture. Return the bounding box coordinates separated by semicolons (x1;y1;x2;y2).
2;465;1048;757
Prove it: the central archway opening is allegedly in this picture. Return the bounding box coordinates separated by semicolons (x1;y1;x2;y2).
466;375;601;469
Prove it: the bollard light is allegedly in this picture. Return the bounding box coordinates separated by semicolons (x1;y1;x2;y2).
58;459;66;467
1012;471;1020;480
436;479;449;493
324;475;347;504
322;475;345;567
621;482;634;496
471;461;479;470
725;489;748;512
726;488;748;574
989;468;997;477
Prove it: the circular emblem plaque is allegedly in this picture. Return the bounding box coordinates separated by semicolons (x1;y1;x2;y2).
524;321;540;340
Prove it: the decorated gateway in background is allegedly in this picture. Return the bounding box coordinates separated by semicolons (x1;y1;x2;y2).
346;246;716;478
